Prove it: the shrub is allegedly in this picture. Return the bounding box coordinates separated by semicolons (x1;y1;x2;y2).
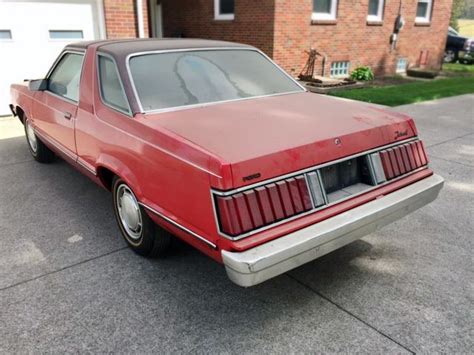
350;66;375;81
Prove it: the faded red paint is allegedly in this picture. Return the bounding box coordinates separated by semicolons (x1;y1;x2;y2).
10;42;433;264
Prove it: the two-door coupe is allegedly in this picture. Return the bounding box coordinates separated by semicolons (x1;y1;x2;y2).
9;39;443;287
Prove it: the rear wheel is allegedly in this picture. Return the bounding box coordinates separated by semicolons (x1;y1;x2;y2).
112;177;171;257
24;116;55;163
443;49;458;63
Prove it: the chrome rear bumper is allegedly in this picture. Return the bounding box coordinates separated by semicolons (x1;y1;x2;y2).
222;174;444;287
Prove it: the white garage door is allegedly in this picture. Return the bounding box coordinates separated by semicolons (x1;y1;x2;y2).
0;0;105;115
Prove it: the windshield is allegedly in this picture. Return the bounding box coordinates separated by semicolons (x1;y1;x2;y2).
128;49;304;112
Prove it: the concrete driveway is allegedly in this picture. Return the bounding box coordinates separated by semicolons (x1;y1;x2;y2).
0;95;473;353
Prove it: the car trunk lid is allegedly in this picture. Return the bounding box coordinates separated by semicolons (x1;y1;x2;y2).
141;92;417;189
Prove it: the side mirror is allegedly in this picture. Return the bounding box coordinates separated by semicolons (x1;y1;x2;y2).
28;79;48;91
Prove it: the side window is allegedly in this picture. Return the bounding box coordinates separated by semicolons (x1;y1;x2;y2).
98;55;130;114
48;53;84;102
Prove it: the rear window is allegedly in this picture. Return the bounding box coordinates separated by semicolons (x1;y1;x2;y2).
128;49;303;112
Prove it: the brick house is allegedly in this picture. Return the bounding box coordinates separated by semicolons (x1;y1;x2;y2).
105;0;453;77
0;0;454;114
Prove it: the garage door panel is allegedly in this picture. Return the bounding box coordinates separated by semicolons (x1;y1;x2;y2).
0;0;103;115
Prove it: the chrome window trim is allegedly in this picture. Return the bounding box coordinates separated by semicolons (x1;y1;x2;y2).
138;202;217;249
125;47;306;114
211;137;426;241
96;52;133;117
44;50;86;105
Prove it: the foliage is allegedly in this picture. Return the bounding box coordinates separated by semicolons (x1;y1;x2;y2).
329;77;474;106
350;66;374;81
450;0;466;31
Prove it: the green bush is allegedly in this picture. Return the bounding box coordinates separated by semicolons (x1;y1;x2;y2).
350;66;374;81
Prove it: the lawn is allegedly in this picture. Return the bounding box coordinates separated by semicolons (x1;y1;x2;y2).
442;63;474;74
329;64;474;106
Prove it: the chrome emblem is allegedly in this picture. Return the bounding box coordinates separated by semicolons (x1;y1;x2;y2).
334;138;342;146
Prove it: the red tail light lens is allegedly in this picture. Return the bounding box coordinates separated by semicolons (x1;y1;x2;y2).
214;174;313;237
379;140;428;180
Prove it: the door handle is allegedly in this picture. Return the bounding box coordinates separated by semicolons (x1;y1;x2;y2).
64;112;72;120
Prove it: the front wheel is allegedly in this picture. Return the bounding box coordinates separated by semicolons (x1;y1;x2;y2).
24;116;55;163
112;177;171;257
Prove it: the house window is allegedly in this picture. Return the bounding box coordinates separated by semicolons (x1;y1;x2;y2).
396;58;408;73
49;30;84;40
415;0;433;23
0;30;12;40
330;61;350;77
367;0;384;21
312;0;338;21
214;0;234;20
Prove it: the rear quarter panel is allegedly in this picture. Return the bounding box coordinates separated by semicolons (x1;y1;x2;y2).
75;48;221;260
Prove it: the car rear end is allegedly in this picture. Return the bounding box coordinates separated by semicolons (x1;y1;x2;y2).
212;139;443;287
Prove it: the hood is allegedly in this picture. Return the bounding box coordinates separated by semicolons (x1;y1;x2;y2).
141;92;417;188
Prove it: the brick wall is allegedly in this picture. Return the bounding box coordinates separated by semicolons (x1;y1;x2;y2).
273;0;453;76
102;0;452;77
104;0;149;38
160;0;275;57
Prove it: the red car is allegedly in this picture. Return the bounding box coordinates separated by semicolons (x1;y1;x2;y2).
9;39;443;287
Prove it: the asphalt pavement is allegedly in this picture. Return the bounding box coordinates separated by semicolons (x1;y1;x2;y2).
0;94;473;353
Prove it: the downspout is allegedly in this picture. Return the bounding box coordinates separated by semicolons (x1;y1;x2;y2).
136;0;145;38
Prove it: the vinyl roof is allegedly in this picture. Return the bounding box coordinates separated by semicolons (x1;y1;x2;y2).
67;38;251;57
65;39;254;115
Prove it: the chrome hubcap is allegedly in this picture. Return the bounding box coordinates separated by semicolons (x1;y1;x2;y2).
116;184;142;241
26;120;38;153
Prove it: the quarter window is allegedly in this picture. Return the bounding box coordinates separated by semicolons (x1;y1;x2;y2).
416;0;433;23
312;0;338;20
48;53;84;102
215;0;234;20
367;0;384;21
330;61;350;78
98;56;130;114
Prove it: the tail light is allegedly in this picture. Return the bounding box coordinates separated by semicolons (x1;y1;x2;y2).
379;140;428;180
215;174;313;237
214;139;429;238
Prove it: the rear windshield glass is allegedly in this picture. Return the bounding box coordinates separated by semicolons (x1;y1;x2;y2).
128;49;303;112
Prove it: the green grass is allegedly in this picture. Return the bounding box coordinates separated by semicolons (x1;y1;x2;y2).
442;63;474;74
329;76;474;106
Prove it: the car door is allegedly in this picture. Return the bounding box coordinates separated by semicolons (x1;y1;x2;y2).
32;51;84;159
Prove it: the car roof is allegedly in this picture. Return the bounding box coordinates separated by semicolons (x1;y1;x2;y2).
65;39;255;116
66;38;252;57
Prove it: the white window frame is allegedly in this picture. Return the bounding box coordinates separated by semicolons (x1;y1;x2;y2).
415;0;433;23
396;58;408;73
367;0;385;22
214;0;235;21
312;0;338;21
